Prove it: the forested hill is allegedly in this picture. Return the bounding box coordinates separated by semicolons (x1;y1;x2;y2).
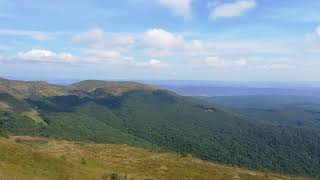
0;77;319;178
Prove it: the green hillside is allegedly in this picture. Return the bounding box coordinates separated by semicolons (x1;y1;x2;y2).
206;95;320;128
0;78;157;98
0;78;319;178
0;78;69;98
0;136;307;180
71;80;157;95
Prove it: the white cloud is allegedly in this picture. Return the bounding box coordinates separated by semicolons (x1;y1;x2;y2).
72;28;135;48
204;57;247;68
71;28;136;65
149;59;161;65
13;48;166;68
304;25;320;41
143;29;291;58
16;49;77;62
143;29;207;57
316;25;320;37
210;40;293;55
136;59;168;68
83;49;133;64
209;0;256;19
143;29;184;48
255;64;296;70
82;48;168;68
156;0;192;18
0;29;49;41
184;40;206;52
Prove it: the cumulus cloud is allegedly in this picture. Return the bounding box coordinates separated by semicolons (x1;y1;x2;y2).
137;59;168;68
304;25;320;41
16;49;77;62
156;0;192;18
72;28;135;48
209;0;256;19
83;49;168;68
71;29;174;67
149;59;161;66
144;29;184;48
143;28;206;57
142;29;313;58
0;29;49;41
204;57;247;68
71;28;137;65
12;48;167;69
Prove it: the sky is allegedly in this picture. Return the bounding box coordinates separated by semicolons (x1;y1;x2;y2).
0;0;320;81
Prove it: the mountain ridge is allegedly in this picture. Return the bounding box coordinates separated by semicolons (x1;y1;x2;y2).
0;77;158;98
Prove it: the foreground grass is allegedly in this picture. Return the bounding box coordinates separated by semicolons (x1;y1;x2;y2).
0;136;308;180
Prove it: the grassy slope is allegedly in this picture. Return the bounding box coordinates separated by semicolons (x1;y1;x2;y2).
0;136;307;180
0;78;69;99
71;80;157;95
0;78;157;98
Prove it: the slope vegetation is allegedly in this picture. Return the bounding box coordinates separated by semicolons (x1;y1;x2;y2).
0;136;306;180
0;78;319;178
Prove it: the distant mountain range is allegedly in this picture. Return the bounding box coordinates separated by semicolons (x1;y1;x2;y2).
0;77;319;178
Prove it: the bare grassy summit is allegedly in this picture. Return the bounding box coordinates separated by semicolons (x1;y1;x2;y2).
71;80;157;95
0;78;158;98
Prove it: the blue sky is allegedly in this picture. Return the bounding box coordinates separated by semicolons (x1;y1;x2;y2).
0;0;320;81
